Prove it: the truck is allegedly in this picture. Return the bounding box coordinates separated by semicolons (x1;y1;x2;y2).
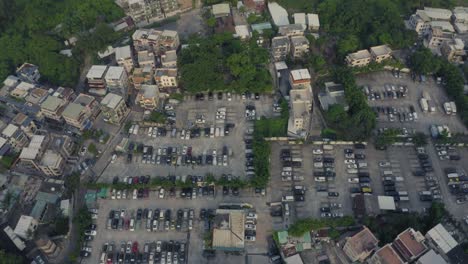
443;102;452;115
450;101;457;114
420;98;429;112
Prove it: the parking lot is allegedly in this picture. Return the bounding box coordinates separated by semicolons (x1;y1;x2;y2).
356;71;466;135
101;94;276;182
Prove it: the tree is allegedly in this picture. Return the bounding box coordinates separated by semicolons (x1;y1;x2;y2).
88;143;98;156
0;250;23;264
375;128;400;149
409;47;441;75
413;132;428;147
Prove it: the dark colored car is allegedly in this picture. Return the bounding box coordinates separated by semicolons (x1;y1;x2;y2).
328;192;339;197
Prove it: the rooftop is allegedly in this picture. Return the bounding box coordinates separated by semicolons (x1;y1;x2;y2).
212;209;245;250
345;226;379;255
393;228;427;261
62;103;84;120
378;195;396;210
268;2;289;26
278;24;306;35
155;68;177;77
105;66;125;80
101;93;124;109
162;50;177;62
290;69;311;81
426;224;458;254
418;7;452;21
15;81;35;91
19;147;40;160
162;30;178;38
293;13;306;25
347;49;372;60
430;21;455;32
418;249;448;264
235;25;251;38
307;13;320;27
290;36;309;46
374;244;404;264
212;3;231;16
140;85;158;98
115;45;132;60
3;75;20;87
14;215;37;239
40;150;62;167
251;22;272;33
41;96;65;112
272;36;290;47
2;124;19;138
370;45;392;56
86;65;108;79
74;93;95;106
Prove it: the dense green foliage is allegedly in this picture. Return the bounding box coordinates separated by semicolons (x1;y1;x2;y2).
365;202;446;245
374;128;400;149
0;250;23;264
0;0;123;86
178;33;272;93
254;99;289;138
409;47;441;75
147;111;167;124
288;216;355;237
72;207;92;260
324;68;376;141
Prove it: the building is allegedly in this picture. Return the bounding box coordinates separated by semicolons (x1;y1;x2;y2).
161;50;177;68
452;6;468;23
1;124;29;152
14;215;38;240
346;49;372;67
100;93;129;124
425;27;454;48
417;249;448;264
271;36;290;61
288;69;313;138
118;0;180;26
86;65;108;96
212;3;231;18
25;87;48;105
40;95;68;121
276;230;312;258
17;135;48;174
159;30;180;52
307;13;320;32
105;66;129;99
10;81;35;99
278;24;306;37
289;68;311;88
115;45;135;73
137;84;160;110
16;63;40;83
137;50;156;68
4;226;26;251
235;25;251;39
370;45;393;63
132;66;154;89
251;22;272;33
62;94;98;131
409;7;452;35
290;36;309;59
30;180;63;221
154;68;178;91
293;13;306;26
392;228;428;262
0;137;10;158
112;16;136;32
38;150;65;177
318;82;348;111
441;38;465;63
425;224;458;255
132;29;162;51
368;244;405;264
268;2;289;26
212;209;245;251
48;134;75;160
342;226;379;262
36;237;60;258
243;0;266;13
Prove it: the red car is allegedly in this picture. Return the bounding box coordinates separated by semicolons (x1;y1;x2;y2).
143;188;149;198
132;177;139;184
124;219;130;230
132;241;139;253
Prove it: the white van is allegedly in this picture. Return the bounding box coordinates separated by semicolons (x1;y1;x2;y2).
282;195;294;202
284;204;290;216
315;177;327;182
347;169;358;174
383;171;393;176
130;219;135;231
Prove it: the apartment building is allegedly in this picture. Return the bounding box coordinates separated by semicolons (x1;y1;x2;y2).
137;50;156;68
118;0;181;25
14;215;38;240
12;113;37;137
105;66;129;99
17;135;48;174
38;150;65;177
115;45;135;73
392;228;428;262
132;29;180;53
16;63;40;83
409;7;452;35
40;95;68;122
289;68;312;89
441;38;465;63
10;81;35;99
307;13;320;32
101;93;129;125
368;243;405;264
154;68;178;90
161;50;177;68
278;24;306;37
62;94;99;131
48;134;75;160
290;36;310;59
159;30;180;52
426;27;454;47
343;226;379;262
287;69;313;138
271;36;290;61
86;65;108;96
132;66;154;90
1;124;29;152
370;45;393;63
137;84;160;110
293;13;306;26
346;49;372;67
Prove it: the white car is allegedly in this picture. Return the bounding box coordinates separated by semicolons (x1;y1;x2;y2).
245;236;256;242
246;212;257;219
332;213;344;218
91;213;98;219
312;149;323;155
348;178;359;183
122;190;127;199
321;213;332;218
111;189;116;199
379;161;391;167
245;224;256;230
116;190;121;199
347;164;358;169
344;159;356;164
84;230;97;236
227;92;232;101
156;241;162;253
133;189;138;200
159;188;165;199
82;247;92;252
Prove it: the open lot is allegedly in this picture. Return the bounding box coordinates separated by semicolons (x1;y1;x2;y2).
356;71;466;135
101;94;275;182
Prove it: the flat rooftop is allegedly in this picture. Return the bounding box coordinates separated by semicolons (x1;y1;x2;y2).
101;93;124;109
290;69;311;81
86;65;108;79
347;49;371;60
370;45;392;56
105;66;125;80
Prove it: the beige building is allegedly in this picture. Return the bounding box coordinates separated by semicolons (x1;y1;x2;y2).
12;113;37;137
86;65;108;96
346;49;372;67
14;215;38;240
118;0;180;26
105;66;129;99
101;93;129;124
62;94;98;131
441;38;465;63
17;135;48;173
1;124;29;152
154;68;178;90
115;45;134;73
212;209;245;251
290;36;310;59
10;81;35;99
36;238;60;258
370;45;392;63
408;7;452;35
40;96;68;121
132;66;154;89
307;13;320;31
137;84;160;110
137;50;156;68
342;226;379;262
159;30;180;52
271;36;290;61
278;24;306;37
426;27;454;47
132;28;180;53
161;50;177;68
38;150;65;177
288;69;313;138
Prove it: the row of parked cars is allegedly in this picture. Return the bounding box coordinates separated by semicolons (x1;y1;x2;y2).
363;83;408;101
372;105;418;123
107;208;196;233
412;147;442;202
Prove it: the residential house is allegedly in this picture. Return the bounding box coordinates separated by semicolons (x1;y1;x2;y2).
159;30;180;52
40;95;68;121
289;68;311;88
14;215;38;240
52;86;74;101
105;66;129;99
290;36;309;59
235;25;251;40
370;45;393;63
271;36;290;61
137;50;156;68
452;6;468;33
132;29;162;51
86;65;108;96
25;87;48;105
408;7;452;35
36;237;60;258
115;45;135;73
278;24;306;37
100;93;129;124
48;134;75;161
346;49;372;67
307;13;320;32
392;228;428;262
268;2;289;26
441;38;465;63
243;0;266;13
137;84;160;110
154;68;178;92
132;66;154;89
342;226;379;262
16;135;48;175
16;63;40;83
212;3;231;18
10;81;35;99
161;50;177;68
1;124;29;152
288;69;313;138
368;244;405;264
